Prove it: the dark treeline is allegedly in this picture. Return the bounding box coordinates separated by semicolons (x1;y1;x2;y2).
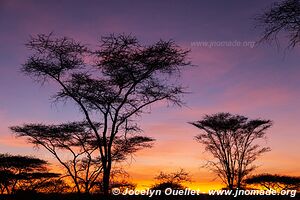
0;193;298;200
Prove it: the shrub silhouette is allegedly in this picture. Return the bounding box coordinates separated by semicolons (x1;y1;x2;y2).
151;169;191;193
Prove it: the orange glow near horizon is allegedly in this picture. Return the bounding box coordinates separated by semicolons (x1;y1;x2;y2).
1;111;300;192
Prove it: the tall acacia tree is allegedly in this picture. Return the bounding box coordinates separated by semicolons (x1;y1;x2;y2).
18;33;190;194
190;112;272;189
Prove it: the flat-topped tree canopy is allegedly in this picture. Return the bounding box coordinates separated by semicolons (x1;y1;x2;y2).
190;112;272;190
0;154;60;194
11;121;154;194
19;33;190;194
17;34;190;194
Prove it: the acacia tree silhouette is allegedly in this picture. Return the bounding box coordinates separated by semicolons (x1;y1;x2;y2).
190;112;272;189
256;0;300;48
17;33;190;195
245;174;300;191
11;122;154;194
151;169;191;191
0;154;60;194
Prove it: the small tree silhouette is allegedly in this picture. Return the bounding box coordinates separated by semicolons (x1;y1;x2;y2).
245;174;300;191
151;169;191;191
0;154;60;194
109;169;136;193
19;33;190;194
190;112;272;189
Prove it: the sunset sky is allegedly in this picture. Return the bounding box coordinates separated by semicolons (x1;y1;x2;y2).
0;0;299;192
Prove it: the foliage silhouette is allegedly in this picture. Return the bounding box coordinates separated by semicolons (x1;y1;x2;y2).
16;33;190;194
245;174;300;191
151;169;191;192
0;154;60;194
190;112;272;190
256;0;300;48
11;122;154;194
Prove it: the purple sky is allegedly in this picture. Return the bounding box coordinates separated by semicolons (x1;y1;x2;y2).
0;0;299;190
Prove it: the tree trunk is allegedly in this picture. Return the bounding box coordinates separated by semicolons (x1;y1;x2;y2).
236;168;242;189
5;185;10;195
73;178;81;194
102;165;111;195
102;133;113;195
84;182;90;194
